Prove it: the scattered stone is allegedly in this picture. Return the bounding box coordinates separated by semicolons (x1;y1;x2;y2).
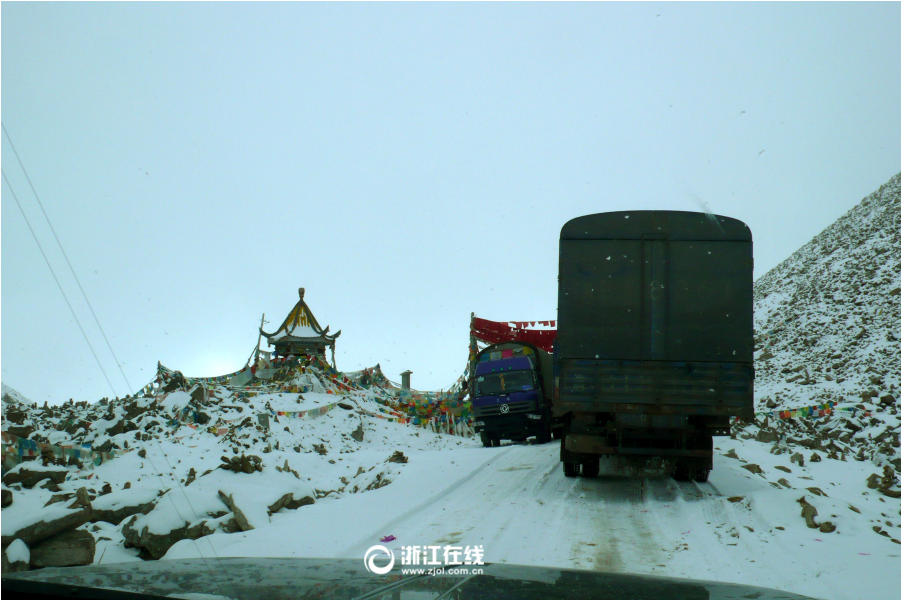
267;492;315;515
218;454;263;474
810;452;822;462
790;452;805;467
43;493;74;507
755;428;780;443
797;496;819;529
387;451;408;464
741;464;764;475
337;402;354;410
1;488;12;508
274;460;300;479
312;443;327;456
866;473;881;489
727;496;744;503
777;478;792;488
350;421;365;443
724;449;741;459
775;466;792;473
364;472;391;491
805;487;828;497
185;468;197;487
138;449;147;458
218;491;253;532
100;483;113;496
29;529;96;568
68;487;92;509
818;522;836;534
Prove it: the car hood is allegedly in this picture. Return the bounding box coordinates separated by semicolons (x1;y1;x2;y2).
2;557;810;599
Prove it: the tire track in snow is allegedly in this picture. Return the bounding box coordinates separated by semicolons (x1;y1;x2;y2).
335;443;520;558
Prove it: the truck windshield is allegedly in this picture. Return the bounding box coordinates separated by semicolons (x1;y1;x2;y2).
475;370;534;396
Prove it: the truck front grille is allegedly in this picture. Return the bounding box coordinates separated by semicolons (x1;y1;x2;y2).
477;401;534;416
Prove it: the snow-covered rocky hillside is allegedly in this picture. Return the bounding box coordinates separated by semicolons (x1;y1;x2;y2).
754;171;900;411
2;359;472;570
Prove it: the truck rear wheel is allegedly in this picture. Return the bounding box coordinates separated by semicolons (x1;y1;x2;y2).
563;462;580;477
480;432;493;448
581;458;600;478
692;469;710;483
673;466;691;482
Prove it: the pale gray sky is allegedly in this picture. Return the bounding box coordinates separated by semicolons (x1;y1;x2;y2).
3;2;900;404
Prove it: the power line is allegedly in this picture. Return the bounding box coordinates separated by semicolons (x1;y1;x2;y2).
2;169;119;398
2;123;134;394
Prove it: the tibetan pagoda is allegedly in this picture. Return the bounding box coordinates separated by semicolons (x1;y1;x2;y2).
261;288;341;366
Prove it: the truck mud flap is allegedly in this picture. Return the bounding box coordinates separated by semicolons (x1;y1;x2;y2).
565;434;712;457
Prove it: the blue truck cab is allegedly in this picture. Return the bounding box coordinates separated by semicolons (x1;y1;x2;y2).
470;342;555;447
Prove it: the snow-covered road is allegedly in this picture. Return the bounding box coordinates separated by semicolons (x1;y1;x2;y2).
168;433;897;599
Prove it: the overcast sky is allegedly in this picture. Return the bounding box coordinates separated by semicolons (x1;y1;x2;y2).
3;2;900;405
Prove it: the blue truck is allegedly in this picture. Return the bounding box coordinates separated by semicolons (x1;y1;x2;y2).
470;341;560;447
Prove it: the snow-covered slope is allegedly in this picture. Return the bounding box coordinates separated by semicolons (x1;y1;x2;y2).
2;384;35;408
753;171;901;411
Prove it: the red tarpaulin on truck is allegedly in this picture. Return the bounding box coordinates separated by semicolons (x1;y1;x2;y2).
471;317;556;353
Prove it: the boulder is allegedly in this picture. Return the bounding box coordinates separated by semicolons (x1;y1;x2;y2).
2;465;68;489
218;490;253;532
797;496;819;529
1;539;30;573
350;421;364;442
754;428;780;444
818;522;836;534
1;504;92;548
218;454;263;474
387;451;408;464
267;492;315;515
121;515;213;560
1;488;12;508
90;496;156;526
741;464;764;475
29;529;95;569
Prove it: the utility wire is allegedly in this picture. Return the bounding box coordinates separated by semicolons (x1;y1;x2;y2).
2;169;119;398
2;123;134;394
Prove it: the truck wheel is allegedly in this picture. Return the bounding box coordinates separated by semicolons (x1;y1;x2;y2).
491;437;501;448
563;462;580;478
480;432;492;447
692;469;710;483
673;466;691;482
581;458;600;478
536;424;552;444
552;426;563;440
